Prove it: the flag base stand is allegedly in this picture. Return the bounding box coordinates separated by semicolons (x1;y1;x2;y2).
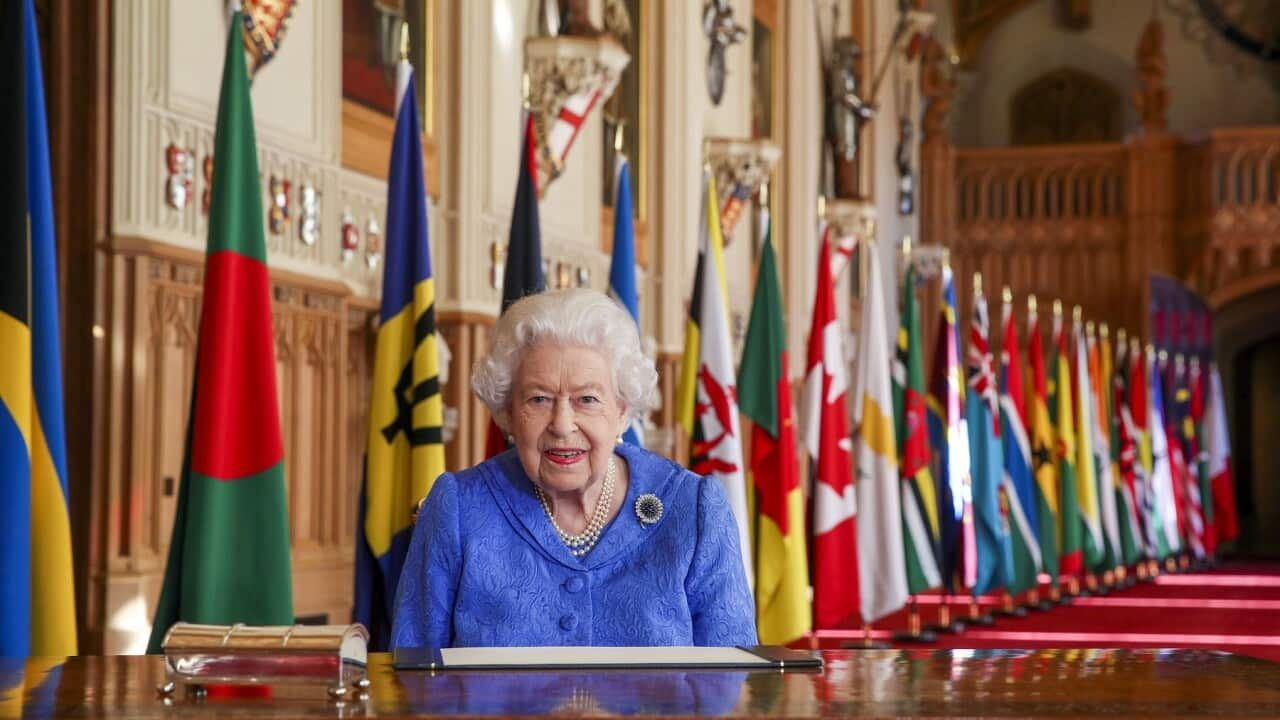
1102;569;1116;588
925;600;966;634
965;600;995;626
1048;585;1072;606
1085;573;1105;595
1148;559;1161;577
841;625;891;650
1066;576;1090;598
1179;555;1191;572
1023;589;1052;612
891;607;938;643
994;593;1027;618
1165;557;1178;574
1135;562;1148;581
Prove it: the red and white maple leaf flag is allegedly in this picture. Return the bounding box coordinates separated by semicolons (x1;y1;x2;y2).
804;226;860;628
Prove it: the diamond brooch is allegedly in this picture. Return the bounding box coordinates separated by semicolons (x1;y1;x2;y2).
635;493;663;526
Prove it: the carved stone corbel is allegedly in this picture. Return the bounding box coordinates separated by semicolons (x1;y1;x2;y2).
703;137;781;243
823;197;876;280
524;36;630;195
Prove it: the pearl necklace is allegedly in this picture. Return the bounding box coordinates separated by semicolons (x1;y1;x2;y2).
535;457;616;557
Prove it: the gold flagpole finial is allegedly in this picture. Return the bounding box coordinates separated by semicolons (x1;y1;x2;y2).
973;271;983;296
1100;323;1109;338
1073;305;1082;324
942;247;950;267
759;182;769;208
1117;327;1127;345
399;20;410;61
613;120;625;153
902;235;912;257
817;194;827;219
1086;320;1095;335
1053;299;1063;316
1028;294;1038;314
1002;286;1013;304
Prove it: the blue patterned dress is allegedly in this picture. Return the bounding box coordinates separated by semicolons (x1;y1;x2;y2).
389;442;757;648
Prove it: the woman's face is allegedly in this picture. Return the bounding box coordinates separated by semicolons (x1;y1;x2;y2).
509;343;627;496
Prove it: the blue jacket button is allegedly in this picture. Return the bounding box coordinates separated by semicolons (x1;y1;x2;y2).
559;614;577;631
564;576;585;593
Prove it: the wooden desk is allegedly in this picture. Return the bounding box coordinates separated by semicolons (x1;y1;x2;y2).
9;648;1280;717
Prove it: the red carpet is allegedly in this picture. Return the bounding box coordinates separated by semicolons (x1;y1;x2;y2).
808;562;1280;663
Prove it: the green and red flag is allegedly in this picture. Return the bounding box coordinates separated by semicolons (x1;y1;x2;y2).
738;218;809;645
147;13;293;652
892;265;941;594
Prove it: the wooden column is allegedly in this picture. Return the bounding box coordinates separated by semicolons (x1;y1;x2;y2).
41;0;112;653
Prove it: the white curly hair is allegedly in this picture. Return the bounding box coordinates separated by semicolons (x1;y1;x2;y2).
471;288;658;432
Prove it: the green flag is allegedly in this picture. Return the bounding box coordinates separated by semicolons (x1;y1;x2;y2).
893;266;941;594
147;13;293;652
1051;309;1083;577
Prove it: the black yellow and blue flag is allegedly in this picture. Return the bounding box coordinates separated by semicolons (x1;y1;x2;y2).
354;59;446;651
0;0;77;657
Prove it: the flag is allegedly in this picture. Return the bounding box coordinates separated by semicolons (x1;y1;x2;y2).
676;249;704;437
965;284;1012;596
805;227;860;627
893;266;942;594
354;59;446;651
147;13;293;652
1025;299;1059;587
1130;338;1163;559
1087;327;1121;570
1050;306;1082;576
738;221;809;644
0;0;77;656
1163;355;1197;556
927;265;973;592
1172;355;1207;559
1189;357;1215;556
686;173;751;586
1203;362;1238;543
999;292;1041;595
1111;336;1145;566
1072;319;1105;570
850;246;908;622
609;155;643;446
1147;347;1181;558
485;113;546;458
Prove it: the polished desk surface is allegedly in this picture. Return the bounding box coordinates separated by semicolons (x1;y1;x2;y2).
7;648;1280;717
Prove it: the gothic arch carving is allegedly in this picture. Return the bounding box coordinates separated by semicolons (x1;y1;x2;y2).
1011;67;1122;145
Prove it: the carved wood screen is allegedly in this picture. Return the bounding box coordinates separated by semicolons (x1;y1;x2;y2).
86;240;376;652
949;142;1129;333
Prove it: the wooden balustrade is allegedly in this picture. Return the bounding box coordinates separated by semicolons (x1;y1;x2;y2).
1183;127;1280;306
922;125;1280;342
943;142;1131;338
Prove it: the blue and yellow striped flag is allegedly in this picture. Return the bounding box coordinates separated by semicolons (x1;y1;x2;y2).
354;59;446;651
0;0;77;657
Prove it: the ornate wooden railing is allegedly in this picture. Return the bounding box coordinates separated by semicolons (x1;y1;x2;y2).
922;126;1280;338
1183;127;1280;306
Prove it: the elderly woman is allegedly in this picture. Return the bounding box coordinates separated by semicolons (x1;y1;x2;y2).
390;289;755;648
